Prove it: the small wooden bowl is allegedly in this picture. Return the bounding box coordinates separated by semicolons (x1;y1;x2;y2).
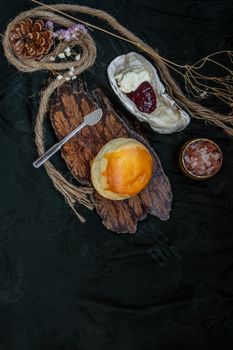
179;138;223;180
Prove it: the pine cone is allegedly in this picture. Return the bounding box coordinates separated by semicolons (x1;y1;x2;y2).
10;18;53;60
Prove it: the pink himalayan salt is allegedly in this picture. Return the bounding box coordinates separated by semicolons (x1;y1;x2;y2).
183;140;221;177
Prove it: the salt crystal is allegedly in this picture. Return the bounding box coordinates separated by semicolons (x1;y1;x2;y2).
202;146;208;153
213;153;220;160
202;154;209;163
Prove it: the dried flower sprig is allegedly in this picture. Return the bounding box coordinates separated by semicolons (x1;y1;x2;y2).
43;21;86;79
47;44;81;81
53;23;87;41
45;20;54;30
45;20;87;42
182;51;233;107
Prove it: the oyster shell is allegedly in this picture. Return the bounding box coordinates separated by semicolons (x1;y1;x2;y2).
107;52;190;134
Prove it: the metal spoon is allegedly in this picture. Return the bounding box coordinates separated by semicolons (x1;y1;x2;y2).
33;108;103;168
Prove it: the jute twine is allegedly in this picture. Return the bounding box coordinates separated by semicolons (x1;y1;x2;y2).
3;6;97;222
2;4;233;222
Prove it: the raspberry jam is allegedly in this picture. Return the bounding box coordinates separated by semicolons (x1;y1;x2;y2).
126;81;157;114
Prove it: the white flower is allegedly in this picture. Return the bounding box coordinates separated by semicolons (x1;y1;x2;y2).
70;67;75;71
200;91;207;98
58;53;65;59
69;70;74;76
65;77;71;81
50;56;56;61
72;76;77;80
75;54;81;61
57;75;63;80
64;47;71;56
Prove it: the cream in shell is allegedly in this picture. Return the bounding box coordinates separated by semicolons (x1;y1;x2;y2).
108;52;190;134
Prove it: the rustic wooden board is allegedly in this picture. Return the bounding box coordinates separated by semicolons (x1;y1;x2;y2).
50;80;172;233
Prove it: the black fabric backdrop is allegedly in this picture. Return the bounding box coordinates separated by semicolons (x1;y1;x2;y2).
0;1;233;349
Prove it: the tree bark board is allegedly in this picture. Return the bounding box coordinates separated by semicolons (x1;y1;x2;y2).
49;80;172;233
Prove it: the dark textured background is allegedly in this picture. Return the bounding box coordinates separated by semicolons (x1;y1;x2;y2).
1;1;233;349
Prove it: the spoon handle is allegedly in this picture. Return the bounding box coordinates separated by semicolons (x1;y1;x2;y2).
33;142;63;168
33;122;86;168
58;122;85;147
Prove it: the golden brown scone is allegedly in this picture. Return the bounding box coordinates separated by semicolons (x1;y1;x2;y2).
91;138;153;200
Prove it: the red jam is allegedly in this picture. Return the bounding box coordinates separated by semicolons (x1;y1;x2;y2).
126;81;157;114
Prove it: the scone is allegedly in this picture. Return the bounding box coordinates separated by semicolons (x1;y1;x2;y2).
91;138;153;200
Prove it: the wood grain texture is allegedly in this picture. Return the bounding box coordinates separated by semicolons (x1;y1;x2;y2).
50;80;172;233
